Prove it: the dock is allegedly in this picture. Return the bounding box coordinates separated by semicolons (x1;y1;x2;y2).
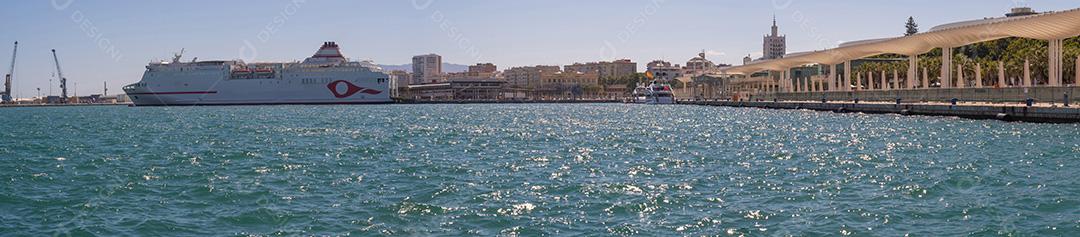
395;99;622;104
0;103;131;108
681;100;1080;123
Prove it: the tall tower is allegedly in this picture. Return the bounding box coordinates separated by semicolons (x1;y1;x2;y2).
763;16;786;60
411;54;443;84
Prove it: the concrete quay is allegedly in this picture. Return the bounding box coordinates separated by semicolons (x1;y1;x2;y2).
396;99;622;104
0;103;131;108
682;100;1080;123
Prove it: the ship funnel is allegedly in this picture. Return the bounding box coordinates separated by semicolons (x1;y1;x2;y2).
304;41;347;64
312;42;344;58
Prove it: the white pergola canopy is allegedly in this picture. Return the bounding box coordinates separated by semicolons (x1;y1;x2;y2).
723;8;1080;75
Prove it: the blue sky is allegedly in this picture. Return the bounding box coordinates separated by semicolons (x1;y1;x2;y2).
1;0;1076;97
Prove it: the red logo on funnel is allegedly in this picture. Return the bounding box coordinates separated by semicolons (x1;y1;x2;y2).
327;80;382;98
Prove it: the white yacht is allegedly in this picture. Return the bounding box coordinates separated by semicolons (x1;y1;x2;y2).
628;80;676;104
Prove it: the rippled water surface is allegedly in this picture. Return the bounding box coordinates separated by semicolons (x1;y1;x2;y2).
1;104;1078;236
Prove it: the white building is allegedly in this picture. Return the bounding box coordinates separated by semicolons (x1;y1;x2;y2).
684;53;717;74
412;54;442;84
646;60;683;82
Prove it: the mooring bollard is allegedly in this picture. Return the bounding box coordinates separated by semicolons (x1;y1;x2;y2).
1026;98;1034;107
854;98;860;104
951;98;958;106
822;98;827;103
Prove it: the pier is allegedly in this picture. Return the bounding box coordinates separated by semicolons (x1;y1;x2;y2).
681;99;1080;123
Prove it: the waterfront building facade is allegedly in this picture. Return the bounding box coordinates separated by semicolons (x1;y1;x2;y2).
389;70;411;97
564;59;638;81
446;71;500;81
646;60;683;82
684;53;721;75
503;65;602;99
444;63;500;81
412;54;443;84
405;80;507;101
505;65;561;89
469;63;497;73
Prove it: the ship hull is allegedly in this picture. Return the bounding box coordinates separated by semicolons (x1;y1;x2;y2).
124;76;391;106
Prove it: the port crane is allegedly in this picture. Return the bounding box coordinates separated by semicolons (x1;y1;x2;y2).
51;49;68;103
2;41;15;103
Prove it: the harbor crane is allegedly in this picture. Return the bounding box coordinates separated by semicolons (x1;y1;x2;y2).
52;49;68;104
2;41;15;103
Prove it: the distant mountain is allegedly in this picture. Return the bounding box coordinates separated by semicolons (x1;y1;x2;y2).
377;63;469;73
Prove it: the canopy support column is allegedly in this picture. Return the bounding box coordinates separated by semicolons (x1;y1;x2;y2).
829;64;838;91
784;70;792;93
922;67;929;88
1024;59;1032;87
1049;38;1063;86
880;71;886;90
844;61;852;91
907;55;918;89
998;61;1006;88
893;70;900;90
856;72;863;91
975;63;983;88
803;76;810;93
956;64;965;88
866;72;872;90
942;47;953;88
791;74;797;92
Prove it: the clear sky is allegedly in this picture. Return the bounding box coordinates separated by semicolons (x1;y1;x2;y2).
1;0;1076;97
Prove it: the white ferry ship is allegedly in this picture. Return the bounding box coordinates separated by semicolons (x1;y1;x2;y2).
123;42;391;106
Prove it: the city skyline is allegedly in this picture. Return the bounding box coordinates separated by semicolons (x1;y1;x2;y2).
1;0;1076;97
